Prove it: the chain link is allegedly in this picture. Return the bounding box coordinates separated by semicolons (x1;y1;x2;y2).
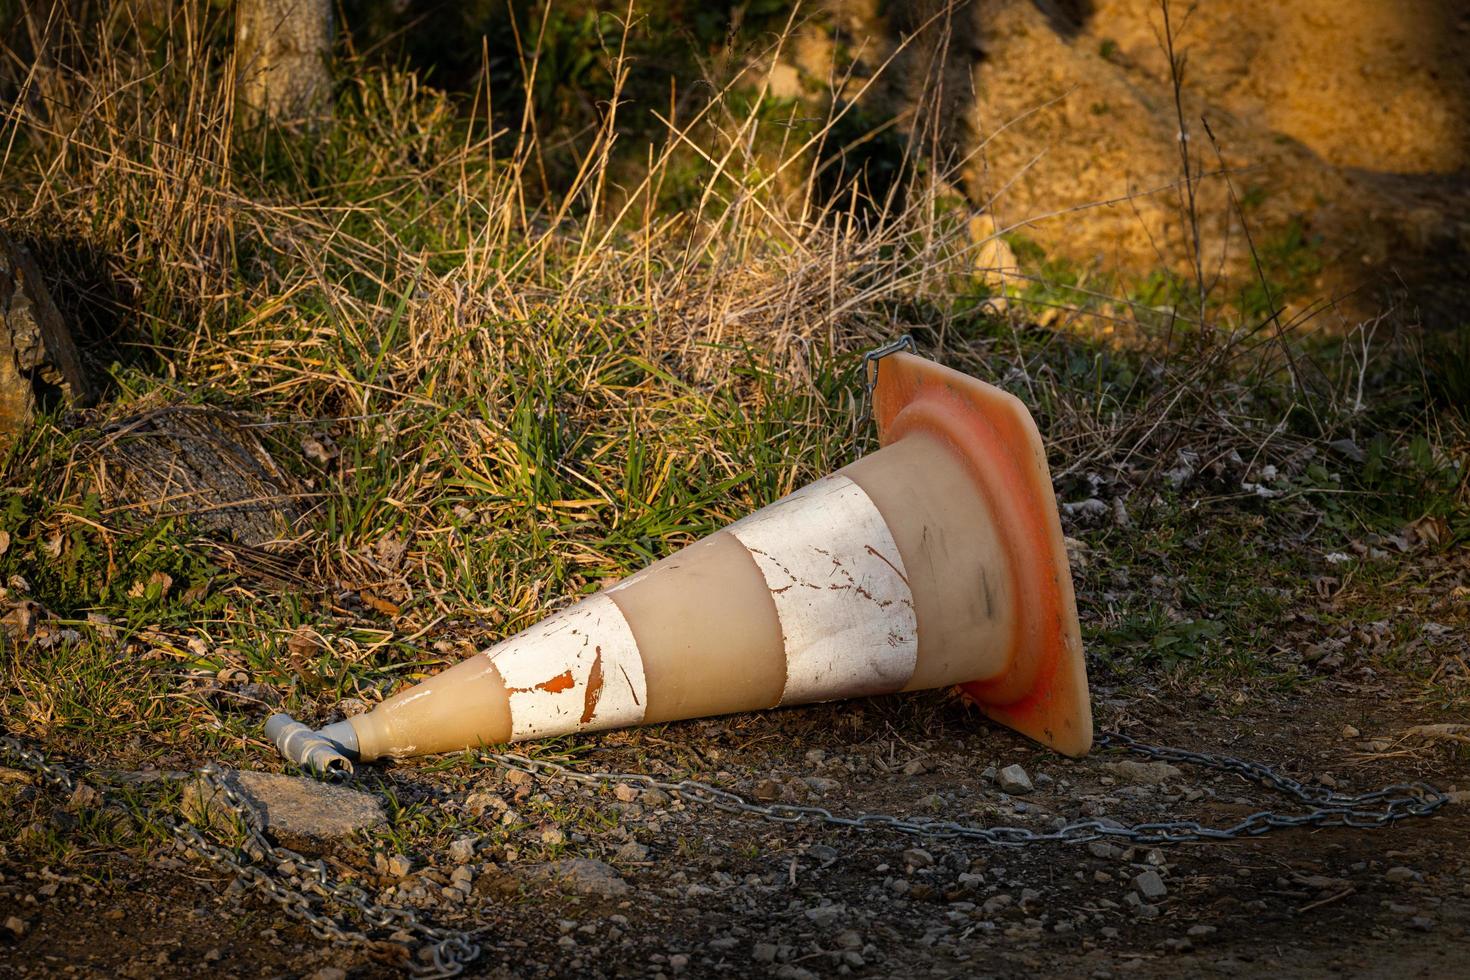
1;735;76;794
482;729;1448;848
0;736;480;978
4;727;1449;974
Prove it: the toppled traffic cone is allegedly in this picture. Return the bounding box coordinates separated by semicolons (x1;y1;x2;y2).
278;351;1091;771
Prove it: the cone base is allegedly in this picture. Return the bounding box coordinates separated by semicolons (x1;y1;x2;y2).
874;352;1092;756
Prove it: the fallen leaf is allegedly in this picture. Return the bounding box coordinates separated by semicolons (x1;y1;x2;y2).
1063;536;1089;569
361;591;401;617
286;628;324;686
1;599;46;638
300;432;339;465
1405;515;1449;549
375;534;408;567
127;571;173;600
1404;724;1470;745
286;628;321;658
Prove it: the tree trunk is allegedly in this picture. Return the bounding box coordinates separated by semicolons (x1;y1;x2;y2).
234;0;334;127
0;232;89;443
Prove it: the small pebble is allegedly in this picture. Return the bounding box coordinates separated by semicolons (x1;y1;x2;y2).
982;893;1013;915
615;841;650;862
902;848;935;869
804;904;845;928
1133;869;1167;900
803;776;840;794
997;764;1033;794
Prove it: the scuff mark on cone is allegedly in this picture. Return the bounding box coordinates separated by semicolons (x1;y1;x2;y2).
490;594;647;740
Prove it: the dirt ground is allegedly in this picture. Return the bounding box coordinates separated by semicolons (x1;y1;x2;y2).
3;639;1466;978
2;473;1467;979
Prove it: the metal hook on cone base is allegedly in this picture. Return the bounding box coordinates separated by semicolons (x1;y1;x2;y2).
264;713;359;777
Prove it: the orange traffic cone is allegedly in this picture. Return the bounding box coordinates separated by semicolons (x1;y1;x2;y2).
270;350;1090;771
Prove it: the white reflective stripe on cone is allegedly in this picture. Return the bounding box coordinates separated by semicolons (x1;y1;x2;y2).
728;474;918;705
488;593;647;739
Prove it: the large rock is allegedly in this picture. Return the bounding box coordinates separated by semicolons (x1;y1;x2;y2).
1107;760;1184;786
996;764;1034;794
764;1;1470;326
0;231;88;440
186;770;386;851
528;858;631;898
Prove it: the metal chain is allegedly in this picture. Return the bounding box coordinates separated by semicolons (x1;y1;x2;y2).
0;736;480;978
3;727;1448;974
858;333;911;455
860;334;916;409
1;735;77;794
482;729;1448;848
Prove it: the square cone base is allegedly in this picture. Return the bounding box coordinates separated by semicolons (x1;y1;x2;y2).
874;352;1093;756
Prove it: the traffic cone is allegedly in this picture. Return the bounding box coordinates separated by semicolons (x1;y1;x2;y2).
300;351;1091;766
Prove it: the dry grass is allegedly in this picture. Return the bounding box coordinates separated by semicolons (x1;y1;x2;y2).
0;1;998;747
0;1;1463;754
